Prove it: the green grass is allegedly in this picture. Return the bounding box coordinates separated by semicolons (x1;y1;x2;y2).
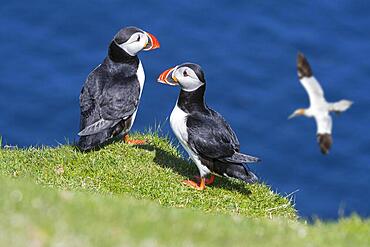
0;133;295;219
0;132;369;246
0;177;369;246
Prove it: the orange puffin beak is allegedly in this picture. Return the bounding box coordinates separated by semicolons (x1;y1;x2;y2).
157;67;178;86
143;32;160;51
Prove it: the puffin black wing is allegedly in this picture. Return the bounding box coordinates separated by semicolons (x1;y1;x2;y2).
187;109;259;163
79;67;104;135
100;74;140;120
79;73;140;136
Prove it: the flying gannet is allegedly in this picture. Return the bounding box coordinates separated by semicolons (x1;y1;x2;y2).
289;53;353;154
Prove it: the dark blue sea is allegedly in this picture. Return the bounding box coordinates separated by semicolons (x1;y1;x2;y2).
1;1;369;219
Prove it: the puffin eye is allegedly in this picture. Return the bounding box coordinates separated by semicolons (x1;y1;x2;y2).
136;35;140;42
183;70;188;77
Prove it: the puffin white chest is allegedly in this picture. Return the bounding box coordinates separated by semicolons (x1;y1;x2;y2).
123;60;145;133
137;61;145;97
170;103;211;177
170;104;188;145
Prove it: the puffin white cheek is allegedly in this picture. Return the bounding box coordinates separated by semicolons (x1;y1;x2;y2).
120;42;143;56
180;77;203;92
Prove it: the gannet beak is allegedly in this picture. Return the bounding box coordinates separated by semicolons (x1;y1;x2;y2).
288;113;296;119
143;32;160;51
157;67;178;86
288;109;305;119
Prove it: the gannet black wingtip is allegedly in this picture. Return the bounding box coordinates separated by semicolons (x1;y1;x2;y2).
317;134;333;155
297;52;313;78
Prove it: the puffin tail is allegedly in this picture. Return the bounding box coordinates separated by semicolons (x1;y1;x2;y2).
213;162;259;184
77;131;111;152
227;164;259;184
222;152;261;164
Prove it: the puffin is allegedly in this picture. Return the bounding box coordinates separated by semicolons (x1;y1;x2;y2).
77;26;160;151
289;53;353;154
157;63;260;190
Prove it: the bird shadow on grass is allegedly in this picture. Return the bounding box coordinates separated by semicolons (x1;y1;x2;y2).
135;144;252;196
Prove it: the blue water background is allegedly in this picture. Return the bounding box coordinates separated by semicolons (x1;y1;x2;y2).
1;1;369;219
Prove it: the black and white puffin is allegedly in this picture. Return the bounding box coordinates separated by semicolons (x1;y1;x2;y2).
158;63;260;190
289;53;353;154
77;26;160;151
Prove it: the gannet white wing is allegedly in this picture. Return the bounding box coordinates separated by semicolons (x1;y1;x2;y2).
297;53;326;107
314;113;332;134
299;76;326;107
329;99;353;113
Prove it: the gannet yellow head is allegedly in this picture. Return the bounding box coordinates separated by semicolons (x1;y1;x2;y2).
288;108;306;119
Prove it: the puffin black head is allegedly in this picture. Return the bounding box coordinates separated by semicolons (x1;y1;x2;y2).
112;26;160;56
157;63;205;91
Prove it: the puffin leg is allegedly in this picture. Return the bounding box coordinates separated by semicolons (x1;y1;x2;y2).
123;133;146;145
182;177;206;190
195;175;215;185
206;175;215;185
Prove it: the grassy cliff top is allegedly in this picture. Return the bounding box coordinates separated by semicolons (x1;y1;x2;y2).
0;133;369;246
0;176;369;246
0;133;296;219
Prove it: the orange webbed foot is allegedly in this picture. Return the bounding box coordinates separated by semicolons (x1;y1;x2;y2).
182;178;206;190
195;175;215;185
126;139;147;145
123;134;147;145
